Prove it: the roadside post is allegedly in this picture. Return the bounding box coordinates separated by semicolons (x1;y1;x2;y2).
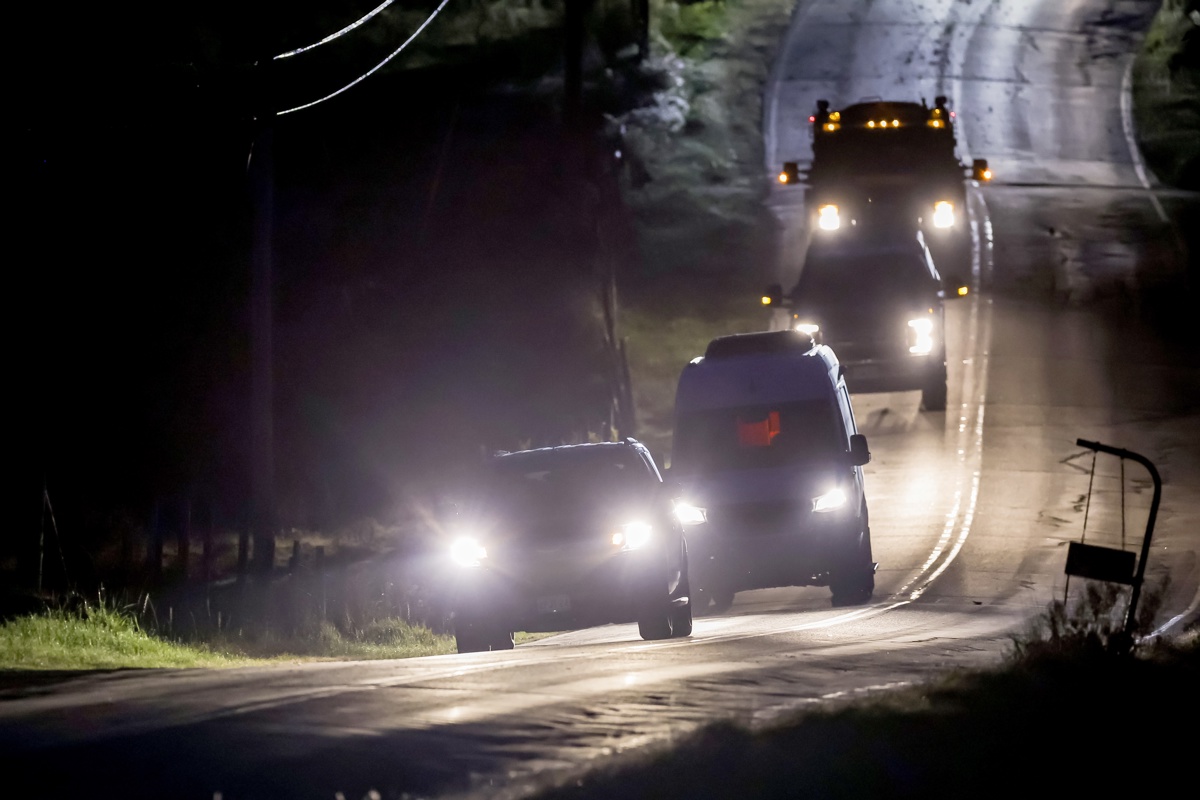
1064;439;1162;644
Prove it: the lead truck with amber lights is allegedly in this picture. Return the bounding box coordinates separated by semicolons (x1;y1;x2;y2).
779;96;991;283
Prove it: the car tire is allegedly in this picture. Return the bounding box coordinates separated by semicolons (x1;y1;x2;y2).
669;600;693;637
829;526;875;607
668;570;693;637
921;369;948;412
490;630;516;651
455;615;509;654
638;574;674;641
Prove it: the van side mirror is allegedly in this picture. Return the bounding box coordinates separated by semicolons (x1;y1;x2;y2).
849;434;871;467
762;283;786;308
971;158;992;182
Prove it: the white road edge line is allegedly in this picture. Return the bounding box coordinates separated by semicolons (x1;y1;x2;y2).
1120;57;1169;223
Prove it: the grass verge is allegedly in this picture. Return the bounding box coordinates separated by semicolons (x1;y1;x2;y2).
0;606;247;670
0;602;457;670
530;603;1199;799
1132;0;1199;190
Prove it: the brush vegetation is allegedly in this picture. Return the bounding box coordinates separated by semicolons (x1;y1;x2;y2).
1133;0;1200;189
0;598;457;670
531;590;1198;799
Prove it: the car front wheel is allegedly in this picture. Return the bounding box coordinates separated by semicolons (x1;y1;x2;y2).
829;526;876;607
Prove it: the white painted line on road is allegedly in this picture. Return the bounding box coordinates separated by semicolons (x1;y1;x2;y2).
1120;57;1169;224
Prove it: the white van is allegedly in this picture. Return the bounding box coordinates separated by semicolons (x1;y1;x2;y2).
669;329;875;610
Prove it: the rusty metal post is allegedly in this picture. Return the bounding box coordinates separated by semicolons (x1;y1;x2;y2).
1076;439;1162;636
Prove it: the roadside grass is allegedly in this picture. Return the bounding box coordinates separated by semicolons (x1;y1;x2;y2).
0;601;458;670
0;605;247;670
1132;0;1199;190
531;598;1199;799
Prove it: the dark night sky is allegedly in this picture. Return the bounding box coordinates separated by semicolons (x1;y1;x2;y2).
13;2;624;579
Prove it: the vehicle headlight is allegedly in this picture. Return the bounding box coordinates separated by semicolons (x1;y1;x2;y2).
795;322;820;336
817;204;841;231
908;316;935;355
612;521;653;550
673;502;707;525
932;201;955;228
812;487;847;513
450;536;487;567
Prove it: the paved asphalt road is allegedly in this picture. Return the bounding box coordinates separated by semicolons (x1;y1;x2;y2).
3;1;1198;798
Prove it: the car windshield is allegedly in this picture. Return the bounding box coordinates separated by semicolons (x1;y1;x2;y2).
468;448;652;534
672;400;844;474
794;252;930;301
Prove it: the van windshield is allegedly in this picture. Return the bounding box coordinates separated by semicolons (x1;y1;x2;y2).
672;400;844;473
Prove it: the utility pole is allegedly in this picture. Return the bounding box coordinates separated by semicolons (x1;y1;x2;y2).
563;0;594;125
248;58;276;577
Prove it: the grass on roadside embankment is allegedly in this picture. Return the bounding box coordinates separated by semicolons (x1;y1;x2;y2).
0;607;248;670
0;605;457;670
530;606;1199;800
1133;0;1199;190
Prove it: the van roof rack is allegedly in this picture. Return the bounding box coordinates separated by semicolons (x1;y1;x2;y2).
704;330;816;359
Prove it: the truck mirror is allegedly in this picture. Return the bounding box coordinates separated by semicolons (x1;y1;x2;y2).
778;161;800;185
972;158;992;182
849;434;871;467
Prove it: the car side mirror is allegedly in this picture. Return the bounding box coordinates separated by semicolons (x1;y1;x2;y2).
762;283;787;308
849;434;871;467
971;158;992;182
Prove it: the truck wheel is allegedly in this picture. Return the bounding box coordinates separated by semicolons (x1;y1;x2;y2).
921;369;948;411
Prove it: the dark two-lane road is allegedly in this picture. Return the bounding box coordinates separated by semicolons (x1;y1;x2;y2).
4;1;1197;797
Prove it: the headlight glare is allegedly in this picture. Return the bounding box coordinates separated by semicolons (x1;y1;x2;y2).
812;487;847;513
932;201;955;228
673;502;707;525
908;316;935;354
795;322;820;335
450;536;487;567
613;521;653;550
817;205;841;231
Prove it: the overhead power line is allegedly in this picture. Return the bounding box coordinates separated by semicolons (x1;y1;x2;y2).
276;0;452;116
274;0;398;60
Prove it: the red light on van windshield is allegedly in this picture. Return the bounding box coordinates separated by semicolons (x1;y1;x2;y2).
738;411;781;447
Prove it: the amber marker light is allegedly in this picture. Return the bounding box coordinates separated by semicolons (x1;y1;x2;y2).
957;286;970;296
